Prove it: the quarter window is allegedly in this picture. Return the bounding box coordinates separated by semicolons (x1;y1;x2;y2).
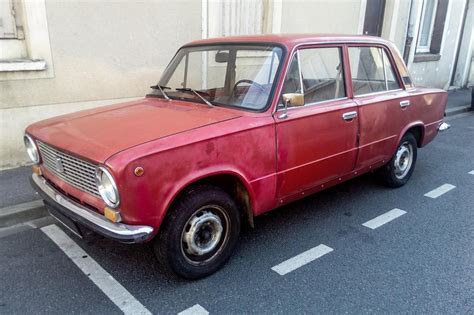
281;47;346;106
348;47;401;96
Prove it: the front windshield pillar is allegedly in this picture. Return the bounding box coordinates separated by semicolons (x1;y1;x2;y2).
183;53;189;88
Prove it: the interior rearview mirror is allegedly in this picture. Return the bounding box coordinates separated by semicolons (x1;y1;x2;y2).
282;93;304;107
215;51;229;63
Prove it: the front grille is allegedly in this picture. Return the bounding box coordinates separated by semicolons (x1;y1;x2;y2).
37;141;100;197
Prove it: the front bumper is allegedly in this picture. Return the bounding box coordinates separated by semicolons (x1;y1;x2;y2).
30;173;154;243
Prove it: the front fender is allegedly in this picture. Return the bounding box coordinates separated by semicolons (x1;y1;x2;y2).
162;166;257;221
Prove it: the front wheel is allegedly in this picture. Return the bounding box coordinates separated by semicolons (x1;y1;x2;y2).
378;133;418;188
154;185;240;279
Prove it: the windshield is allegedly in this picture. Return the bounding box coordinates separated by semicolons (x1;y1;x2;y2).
150;45;284;111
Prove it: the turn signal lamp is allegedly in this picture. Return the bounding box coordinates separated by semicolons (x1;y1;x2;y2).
104;207;122;223
32;165;42;175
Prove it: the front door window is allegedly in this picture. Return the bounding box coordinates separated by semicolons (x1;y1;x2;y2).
280;47;346;106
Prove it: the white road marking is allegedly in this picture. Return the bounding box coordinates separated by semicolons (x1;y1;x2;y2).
424;184;456;199
362;208;407;230
271;244;333;276
178;304;209;315
468;170;474;175
41;225;151;315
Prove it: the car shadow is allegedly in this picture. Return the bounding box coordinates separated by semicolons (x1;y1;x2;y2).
57;169;418;312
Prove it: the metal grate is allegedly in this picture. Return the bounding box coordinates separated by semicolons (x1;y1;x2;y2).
37;141;100;197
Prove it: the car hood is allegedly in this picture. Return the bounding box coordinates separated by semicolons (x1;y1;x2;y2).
27;97;240;163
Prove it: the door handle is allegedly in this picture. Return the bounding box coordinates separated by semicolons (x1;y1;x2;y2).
400;100;410;108
342;111;358;121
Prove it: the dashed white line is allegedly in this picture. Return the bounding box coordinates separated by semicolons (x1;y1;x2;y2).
424;184;456;199
41;225;151;315
178;304;209;315
468;170;474;175
271;244;333;276
362;208;407;230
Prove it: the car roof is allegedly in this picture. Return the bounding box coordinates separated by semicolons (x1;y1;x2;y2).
185;34;394;49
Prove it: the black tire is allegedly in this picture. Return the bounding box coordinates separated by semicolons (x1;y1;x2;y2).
378;132;418;188
154;185;240;279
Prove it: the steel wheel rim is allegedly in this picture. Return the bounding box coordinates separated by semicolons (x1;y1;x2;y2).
394;141;413;179
181;205;230;265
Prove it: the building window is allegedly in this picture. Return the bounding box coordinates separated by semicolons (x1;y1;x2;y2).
0;0;53;78
219;0;265;36
207;0;275;38
0;0;17;39
415;0;449;59
417;0;438;53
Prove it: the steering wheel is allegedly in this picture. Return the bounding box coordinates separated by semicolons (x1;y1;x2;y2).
232;79;266;97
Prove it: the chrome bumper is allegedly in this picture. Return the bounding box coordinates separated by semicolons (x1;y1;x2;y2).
30;173;154;243
438;122;451;132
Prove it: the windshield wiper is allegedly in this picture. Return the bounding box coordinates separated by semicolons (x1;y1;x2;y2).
150;84;171;100
175;88;214;108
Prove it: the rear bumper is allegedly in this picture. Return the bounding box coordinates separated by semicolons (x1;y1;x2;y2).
30;173;154;243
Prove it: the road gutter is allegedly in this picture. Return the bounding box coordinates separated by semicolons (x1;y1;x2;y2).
446;104;471;116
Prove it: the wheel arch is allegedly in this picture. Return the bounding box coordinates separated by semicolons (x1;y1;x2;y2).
399;122;425;148
164;171;255;229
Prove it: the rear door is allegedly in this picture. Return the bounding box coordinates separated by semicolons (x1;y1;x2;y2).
275;45;359;200
347;45;408;168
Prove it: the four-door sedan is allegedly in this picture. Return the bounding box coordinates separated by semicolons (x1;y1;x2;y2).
25;35;448;279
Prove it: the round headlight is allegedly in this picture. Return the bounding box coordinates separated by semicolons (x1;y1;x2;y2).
95;167;120;208
24;134;40;164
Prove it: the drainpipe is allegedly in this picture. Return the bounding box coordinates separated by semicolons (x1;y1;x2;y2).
403;0;415;64
471;87;473;111
450;0;469;87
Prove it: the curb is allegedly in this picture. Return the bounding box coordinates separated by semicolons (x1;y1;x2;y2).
446;105;471;116
0;200;48;228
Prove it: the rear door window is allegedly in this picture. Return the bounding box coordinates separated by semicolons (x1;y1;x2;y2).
348;47;401;96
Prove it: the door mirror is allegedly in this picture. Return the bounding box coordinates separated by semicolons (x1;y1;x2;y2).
282;93;304;107
278;93;304;120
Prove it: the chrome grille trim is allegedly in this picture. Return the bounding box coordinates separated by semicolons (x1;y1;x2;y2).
37;141;100;197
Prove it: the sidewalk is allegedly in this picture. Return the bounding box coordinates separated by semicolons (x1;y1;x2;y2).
446;88;473;115
0;88;472;227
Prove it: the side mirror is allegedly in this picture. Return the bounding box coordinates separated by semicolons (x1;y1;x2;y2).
279;93;304;119
282;93;304;107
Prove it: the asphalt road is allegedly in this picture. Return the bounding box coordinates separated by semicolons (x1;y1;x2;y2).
0;113;473;314
0;165;39;208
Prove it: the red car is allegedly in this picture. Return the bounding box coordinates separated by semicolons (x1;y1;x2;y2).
25;35;449;279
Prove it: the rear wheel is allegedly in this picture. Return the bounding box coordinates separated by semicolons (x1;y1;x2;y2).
378;133;418;187
154;185;240;279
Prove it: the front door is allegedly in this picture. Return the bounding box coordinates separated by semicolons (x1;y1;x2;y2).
275;46;359;200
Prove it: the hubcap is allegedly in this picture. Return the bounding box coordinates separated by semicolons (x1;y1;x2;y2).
181;206;229;264
394;141;413;179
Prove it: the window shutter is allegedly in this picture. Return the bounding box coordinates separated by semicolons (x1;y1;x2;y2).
430;0;449;54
